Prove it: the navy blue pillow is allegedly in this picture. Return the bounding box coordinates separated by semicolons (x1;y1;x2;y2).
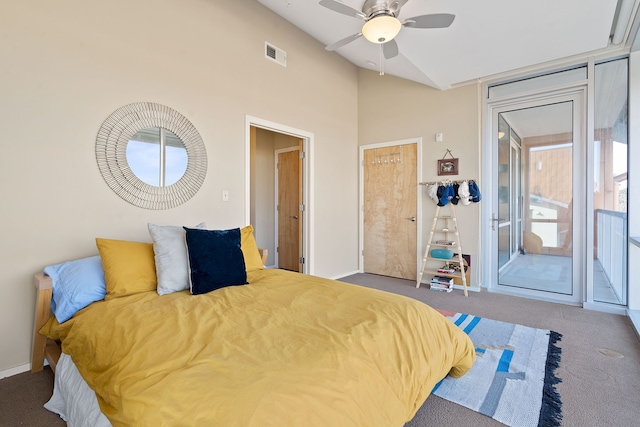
183;227;247;295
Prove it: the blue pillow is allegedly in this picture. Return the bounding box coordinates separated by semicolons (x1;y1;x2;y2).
43;256;106;323
183;227;247;295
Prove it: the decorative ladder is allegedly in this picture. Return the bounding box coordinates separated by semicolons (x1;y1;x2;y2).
416;203;468;296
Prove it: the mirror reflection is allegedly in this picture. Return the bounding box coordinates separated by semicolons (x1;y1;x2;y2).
127;127;188;187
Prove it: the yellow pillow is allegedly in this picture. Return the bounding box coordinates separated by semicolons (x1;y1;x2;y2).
241;225;264;271
96;238;157;300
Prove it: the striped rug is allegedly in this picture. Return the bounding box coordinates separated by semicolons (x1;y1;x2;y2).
432;313;563;427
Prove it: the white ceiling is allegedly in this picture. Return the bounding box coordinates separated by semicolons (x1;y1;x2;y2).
502;103;573;139
257;0;628;90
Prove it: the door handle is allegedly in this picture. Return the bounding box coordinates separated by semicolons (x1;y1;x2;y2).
408;217;416;222
491;213;507;230
291;215;299;220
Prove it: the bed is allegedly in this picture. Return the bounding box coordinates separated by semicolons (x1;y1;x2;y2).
31;224;475;426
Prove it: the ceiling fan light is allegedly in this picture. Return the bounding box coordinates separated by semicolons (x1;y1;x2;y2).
362;15;402;44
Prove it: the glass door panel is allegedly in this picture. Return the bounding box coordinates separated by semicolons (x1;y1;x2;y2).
497;115;511;270
497;101;574;296
593;58;628;305
511;141;522;256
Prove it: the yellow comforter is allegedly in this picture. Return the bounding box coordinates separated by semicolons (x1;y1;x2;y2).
44;269;475;427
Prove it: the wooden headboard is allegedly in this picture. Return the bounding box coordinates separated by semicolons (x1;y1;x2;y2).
31;248;269;374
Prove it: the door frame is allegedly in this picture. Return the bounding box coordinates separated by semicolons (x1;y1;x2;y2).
274;146;302;270
483;89;586;305
358;138;423;276
509;135;522;264
495;125;523;272
245;116;313;275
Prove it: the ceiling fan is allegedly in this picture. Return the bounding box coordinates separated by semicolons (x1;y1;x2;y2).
320;0;455;60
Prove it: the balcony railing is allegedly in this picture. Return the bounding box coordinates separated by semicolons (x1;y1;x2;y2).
596;209;627;304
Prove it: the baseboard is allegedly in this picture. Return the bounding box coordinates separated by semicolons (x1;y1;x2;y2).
628;309;640;340
335;271;482;290
329;270;361;280
0;362;31;380
452;284;481;293
583;301;627;315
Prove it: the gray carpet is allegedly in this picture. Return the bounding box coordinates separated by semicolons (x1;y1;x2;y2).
341;273;640;427
1;273;639;426
0;367;65;426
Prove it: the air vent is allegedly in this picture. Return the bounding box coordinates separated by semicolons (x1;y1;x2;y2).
265;42;286;67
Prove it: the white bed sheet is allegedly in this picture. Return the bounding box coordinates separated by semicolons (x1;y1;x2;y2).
44;353;112;427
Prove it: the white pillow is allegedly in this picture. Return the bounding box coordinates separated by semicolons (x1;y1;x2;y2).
148;222;205;295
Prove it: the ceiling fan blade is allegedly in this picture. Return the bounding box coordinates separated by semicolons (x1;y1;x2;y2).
319;0;366;19
383;39;399;59
403;13;455;29
325;32;363;51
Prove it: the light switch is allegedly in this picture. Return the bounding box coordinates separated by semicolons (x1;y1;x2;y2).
436;132;443;142
222;190;229;202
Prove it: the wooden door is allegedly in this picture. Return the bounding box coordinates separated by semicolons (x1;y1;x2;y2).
363;143;417;279
277;147;302;271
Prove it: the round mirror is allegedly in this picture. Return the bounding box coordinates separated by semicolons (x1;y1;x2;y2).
96;102;207;210
127;127;188;187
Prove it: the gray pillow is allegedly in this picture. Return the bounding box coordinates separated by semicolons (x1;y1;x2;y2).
148;222;205;295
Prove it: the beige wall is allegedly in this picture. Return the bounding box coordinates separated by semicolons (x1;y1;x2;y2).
0;0;359;373
358;69;482;286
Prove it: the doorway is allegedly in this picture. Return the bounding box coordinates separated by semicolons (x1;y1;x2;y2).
360;140;421;280
246;116;312;274
490;94;583;304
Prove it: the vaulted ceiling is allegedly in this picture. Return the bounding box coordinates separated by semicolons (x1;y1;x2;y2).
257;0;634;90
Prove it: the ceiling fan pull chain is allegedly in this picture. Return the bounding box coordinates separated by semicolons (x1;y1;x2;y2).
379;43;384;76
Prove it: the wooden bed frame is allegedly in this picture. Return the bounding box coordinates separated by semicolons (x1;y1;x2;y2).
32;271;61;373
31;249;269;374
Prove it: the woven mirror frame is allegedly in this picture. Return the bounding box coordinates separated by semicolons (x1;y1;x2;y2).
96;102;207;209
